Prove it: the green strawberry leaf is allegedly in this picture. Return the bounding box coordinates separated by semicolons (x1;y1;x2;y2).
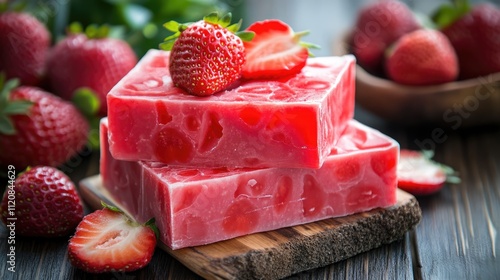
67;22;111;39
204;12;220;25
159;41;174;51
227;18;242;33
85;24;110;39
0;74;33;135
0;0;27;13
160;11;250;50
101;201;123;213
71;87;101;149
236;31;255;42
0;1;7;13
0;77;20;107
432;0;471;29
219;12;232;28
292;30;320;57
68;22;84;35
2;100;33;114
145;218;160;240
0;115;15;135
72;88;100;117
163;20;181;32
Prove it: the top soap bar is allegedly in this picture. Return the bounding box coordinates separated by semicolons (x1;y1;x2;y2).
107;49;355;169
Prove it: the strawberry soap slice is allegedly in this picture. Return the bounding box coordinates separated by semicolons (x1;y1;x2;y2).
106;49;355;169
100;118;398;249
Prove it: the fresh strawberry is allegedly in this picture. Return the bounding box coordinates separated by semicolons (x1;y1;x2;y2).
0;11;50;86
45;24;137;115
68;204;157;273
0;75;89;170
436;2;500;79
385;29;458;86
0;166;84;237
397;149;460;195
351;0;420;75
160;12;253;96
242;19;314;80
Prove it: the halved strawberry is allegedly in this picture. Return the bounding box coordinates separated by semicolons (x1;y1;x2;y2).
68;204;157;273
397;149;460;195
242;19;316;80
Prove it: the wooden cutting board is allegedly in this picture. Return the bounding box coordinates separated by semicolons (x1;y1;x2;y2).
79;175;422;280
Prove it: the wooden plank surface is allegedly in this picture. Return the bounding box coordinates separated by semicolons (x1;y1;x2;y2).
79;175;422;280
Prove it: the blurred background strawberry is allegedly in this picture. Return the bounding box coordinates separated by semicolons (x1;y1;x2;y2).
45;24;137;115
351;0;421;77
434;0;500;79
0;11;50;86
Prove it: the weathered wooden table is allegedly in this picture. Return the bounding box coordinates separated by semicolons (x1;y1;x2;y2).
1;107;499;279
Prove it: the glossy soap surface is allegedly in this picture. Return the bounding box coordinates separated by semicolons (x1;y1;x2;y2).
106;49;355;168
100;118;398;249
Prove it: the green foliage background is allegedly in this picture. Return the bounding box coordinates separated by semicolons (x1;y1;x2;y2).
23;0;245;58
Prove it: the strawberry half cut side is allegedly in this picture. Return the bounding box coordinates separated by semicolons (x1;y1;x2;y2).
397;149;461;195
68;203;157;273
242;19;319;80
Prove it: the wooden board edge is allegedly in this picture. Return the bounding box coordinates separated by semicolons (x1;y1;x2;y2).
79;175;422;280
165;191;421;280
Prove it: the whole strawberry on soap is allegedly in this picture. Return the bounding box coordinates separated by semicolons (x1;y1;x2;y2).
434;1;500;79
0;11;50;86
160;12;254;96
45;24;137;115
0;166;84;237
0;75;89;170
351;0;420;75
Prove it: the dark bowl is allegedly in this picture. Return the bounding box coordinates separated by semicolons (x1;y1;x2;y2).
333;31;500;127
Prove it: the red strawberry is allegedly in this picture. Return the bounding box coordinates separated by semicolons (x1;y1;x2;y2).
0;166;84;237
385;29;458;86
242;19;313;80
351;0;420;75
0;75;89;170
68;205;157;273
160;12;253;96
398;149;460;195
438;2;500;79
45;24;137;115
0;11;50;86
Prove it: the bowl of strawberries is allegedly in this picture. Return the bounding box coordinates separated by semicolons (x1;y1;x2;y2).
334;0;500;127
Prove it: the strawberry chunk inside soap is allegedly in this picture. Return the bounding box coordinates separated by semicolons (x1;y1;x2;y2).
100;118;398;249
106;49;355;169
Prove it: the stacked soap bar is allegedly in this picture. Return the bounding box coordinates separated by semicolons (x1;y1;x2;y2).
106;49;355;169
101;118;398;249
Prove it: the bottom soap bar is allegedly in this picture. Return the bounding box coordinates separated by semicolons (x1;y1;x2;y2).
100;118;399;250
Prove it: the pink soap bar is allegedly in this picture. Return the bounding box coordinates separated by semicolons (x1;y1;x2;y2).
107;49;355;168
100;118;398;250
